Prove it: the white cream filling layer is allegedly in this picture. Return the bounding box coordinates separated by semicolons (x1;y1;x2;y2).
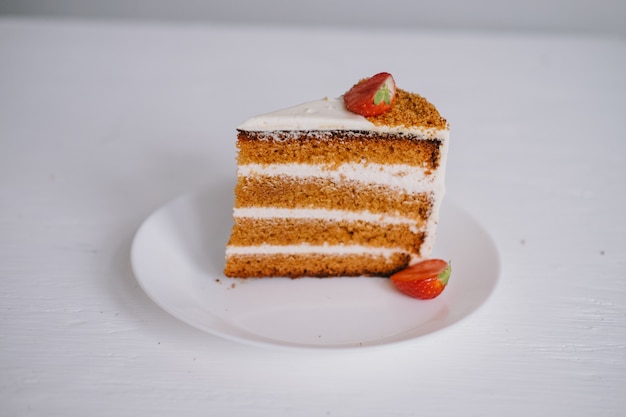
237;97;449;139
233;207;421;232
225;243;401;260
238;162;442;194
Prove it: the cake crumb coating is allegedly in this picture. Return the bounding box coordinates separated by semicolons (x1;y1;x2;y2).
368;89;447;130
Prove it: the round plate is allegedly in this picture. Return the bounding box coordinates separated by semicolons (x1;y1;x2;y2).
131;182;500;350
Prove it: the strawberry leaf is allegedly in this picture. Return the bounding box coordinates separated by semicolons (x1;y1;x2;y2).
373;84;391;105
438;262;452;286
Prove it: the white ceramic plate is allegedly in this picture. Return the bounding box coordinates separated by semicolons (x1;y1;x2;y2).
131;182;500;350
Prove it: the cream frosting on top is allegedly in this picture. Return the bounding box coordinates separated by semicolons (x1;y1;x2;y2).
237;97;449;138
238;97;365;131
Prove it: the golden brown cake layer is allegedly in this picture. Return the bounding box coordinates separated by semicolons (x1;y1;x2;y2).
227;218;425;252
237;132;441;171
234;176;433;222
224;252;411;278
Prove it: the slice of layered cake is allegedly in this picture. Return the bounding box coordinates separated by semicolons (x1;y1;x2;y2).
224;73;449;278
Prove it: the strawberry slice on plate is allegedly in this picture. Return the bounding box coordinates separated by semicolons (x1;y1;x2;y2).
343;72;396;116
390;259;451;299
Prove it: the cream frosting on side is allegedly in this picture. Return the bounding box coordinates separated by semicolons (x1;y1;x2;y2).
415;136;449;263
237;97;449;139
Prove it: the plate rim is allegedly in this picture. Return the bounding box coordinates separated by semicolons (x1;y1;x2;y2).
130;186;500;351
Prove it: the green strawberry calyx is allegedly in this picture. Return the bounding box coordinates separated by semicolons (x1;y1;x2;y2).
373;81;393;105
438;262;452;286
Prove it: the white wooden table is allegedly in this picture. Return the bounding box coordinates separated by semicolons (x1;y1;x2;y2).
1;17;625;416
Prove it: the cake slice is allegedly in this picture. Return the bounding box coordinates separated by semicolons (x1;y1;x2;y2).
224;73;449;278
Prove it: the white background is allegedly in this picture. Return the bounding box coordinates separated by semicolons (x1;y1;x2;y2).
1;0;626;36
